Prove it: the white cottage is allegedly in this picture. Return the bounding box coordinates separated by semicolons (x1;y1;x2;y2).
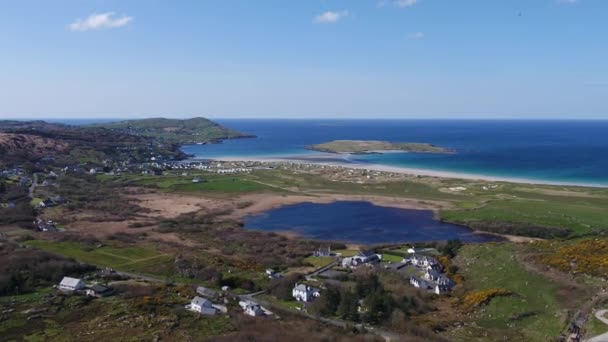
186;296;217;315
239;301;266;317
292;284;320;302
59;277;85;291
409;276;429;290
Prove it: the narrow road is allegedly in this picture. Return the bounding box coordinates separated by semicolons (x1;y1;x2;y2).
587;310;608;342
237;292;400;341
306;259;339;278
28;173;38;198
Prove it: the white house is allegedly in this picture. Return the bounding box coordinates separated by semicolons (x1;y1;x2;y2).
409;276;429;290
424;269;442;282
186;296;217;315
239;301;266;317
407;247;426;254
59;277;85;291
313;247;331;257
265;269;281;279
436;275;455;287
434;284;452;295
342;257;354;268
292;284;320;302
353;250;381;264
409;254;441;270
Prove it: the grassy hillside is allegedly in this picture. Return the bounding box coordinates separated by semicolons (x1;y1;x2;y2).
0;120;185;167
90;117;254;144
450;243;571;341
307;140;452;154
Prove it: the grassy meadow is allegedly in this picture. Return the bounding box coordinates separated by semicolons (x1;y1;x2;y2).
23;240;174;276
451;243;571;341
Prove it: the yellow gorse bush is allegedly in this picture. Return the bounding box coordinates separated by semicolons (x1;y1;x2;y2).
536;239;608;278
461;288;513;309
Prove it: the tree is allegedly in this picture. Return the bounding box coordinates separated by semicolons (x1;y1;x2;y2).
440;239;463;258
337;289;359;321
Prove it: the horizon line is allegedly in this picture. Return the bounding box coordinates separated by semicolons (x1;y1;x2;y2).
3;116;608;121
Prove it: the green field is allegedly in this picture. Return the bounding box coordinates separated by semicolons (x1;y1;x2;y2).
303;256;335;268
381;254;403;263
23;240;173;276
451;243;568;341
101;173;285;194
333;249;358;257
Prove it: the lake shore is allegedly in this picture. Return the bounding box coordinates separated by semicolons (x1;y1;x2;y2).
206;155;607;188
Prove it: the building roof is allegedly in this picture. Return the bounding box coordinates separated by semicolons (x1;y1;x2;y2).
293;283;319;293
246;304;264;314
294;284;309;292
90;284;111;293
60;277;82;287
191;296;212;307
426;269;441;278
196;286;218;297
357;250;376;258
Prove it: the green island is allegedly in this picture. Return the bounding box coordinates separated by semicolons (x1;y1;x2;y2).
307;139;453;154
2;119;608;341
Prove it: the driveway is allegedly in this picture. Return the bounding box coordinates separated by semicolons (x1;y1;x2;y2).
587;310;608;342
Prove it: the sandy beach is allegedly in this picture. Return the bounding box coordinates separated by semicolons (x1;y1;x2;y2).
210;155;607;188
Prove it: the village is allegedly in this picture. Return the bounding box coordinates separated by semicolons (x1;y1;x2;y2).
38;239;456;336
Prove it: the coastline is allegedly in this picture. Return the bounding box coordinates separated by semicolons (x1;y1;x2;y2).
199;155;608;188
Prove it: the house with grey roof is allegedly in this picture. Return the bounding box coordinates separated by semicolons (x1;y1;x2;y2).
292;283;320;302
186;296;217;315
59;277;85;291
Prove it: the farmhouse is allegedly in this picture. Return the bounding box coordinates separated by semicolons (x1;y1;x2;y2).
239;300;266;317
292;284;320;302
185;296;217;315
354;250;381;264
265;269;281;279
407;247;426;254
409;276;429;289
424;269;442;282
313;246;331;257
434;284;452;294
408;254;442;270
59;277;85;291
85;284;113;298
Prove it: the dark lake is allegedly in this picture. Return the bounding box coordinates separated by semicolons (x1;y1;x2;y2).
243;201;503;244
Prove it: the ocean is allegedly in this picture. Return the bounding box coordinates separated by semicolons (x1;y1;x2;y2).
182;119;608;187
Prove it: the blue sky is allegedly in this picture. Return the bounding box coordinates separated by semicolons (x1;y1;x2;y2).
0;0;607;119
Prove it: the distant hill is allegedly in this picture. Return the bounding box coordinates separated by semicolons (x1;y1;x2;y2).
307;140;453;154
0;120;186;167
0;133;70;159
89;117;254;144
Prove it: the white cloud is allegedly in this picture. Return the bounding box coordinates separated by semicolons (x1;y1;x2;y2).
407;32;425;40
377;0;418;9
313;10;349;24
68;12;133;32
394;0;418;8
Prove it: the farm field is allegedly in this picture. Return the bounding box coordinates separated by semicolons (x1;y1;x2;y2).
23;240;174;276
450;243;581;341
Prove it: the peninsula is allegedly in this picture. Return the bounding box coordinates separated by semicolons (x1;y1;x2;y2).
307;140;453;154
88;117;255;144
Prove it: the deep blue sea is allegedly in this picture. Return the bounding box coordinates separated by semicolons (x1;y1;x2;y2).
182;119;608;186
244;201;502;244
